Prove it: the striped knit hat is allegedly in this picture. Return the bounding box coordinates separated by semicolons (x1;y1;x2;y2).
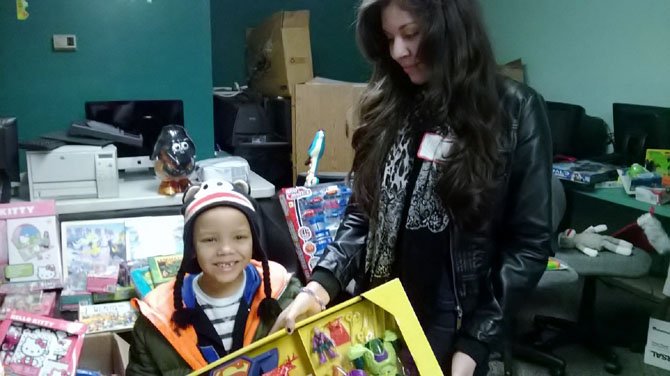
172;179;280;329
180;179;262;273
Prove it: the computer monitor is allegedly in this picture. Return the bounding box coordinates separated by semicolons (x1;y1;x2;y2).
85;100;184;170
612;103;670;165
0;117;19;203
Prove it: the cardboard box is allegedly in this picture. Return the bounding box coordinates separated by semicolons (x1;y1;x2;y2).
499;58;525;83
293;79;366;180
78;332;130;376
190;279;441;376
645;317;670;370
247;10;313;97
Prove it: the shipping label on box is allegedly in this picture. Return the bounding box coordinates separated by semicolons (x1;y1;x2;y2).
645;317;670;370
279;182;352;278
190;279;441;376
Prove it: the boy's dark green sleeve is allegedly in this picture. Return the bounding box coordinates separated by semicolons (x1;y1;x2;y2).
278;276;304;309
126;316;162;376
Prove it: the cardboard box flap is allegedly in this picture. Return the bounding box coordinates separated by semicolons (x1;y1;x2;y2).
281;10;309;28
498;58;525;83
306;76;367;87
78;332;130;375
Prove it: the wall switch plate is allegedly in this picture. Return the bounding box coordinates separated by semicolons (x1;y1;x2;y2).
53;34;77;51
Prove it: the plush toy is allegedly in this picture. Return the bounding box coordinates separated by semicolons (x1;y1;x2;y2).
558;224;633;257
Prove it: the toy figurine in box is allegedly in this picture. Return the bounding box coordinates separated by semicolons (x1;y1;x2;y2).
279;182;352;278
0;310;87;375
190;279;441;376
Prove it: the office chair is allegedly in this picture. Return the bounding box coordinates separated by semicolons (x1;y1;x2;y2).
507;178;653;375
502;176;574;376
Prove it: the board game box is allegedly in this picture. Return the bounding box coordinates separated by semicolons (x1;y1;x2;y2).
60;219;126;294
148;254;183;285
1;200;62;284
78;301;138;334
552;159;619;185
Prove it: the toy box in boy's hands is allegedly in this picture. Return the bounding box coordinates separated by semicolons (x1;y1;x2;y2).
78;301;138;334
645;149;670;186
0;310;87;376
552;159;619;185
191;279;440;376
279;182;352;278
148;254;183;285
0;200;63;283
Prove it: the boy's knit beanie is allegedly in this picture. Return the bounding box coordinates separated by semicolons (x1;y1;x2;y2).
175;179;281;324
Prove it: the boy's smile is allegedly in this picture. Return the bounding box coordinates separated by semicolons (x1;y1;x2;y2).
193;206;254;298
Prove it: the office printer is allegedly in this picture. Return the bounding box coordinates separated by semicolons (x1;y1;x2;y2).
26;145;119;200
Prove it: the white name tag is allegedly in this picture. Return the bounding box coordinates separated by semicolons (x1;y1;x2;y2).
417;132;452;162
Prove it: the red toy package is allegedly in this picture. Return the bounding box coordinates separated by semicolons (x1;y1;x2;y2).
278;182;352;278
0;310;87;375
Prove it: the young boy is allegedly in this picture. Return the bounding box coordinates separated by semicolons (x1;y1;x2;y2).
126;180;302;375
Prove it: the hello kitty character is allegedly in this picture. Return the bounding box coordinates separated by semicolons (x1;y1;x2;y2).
37;265;57;280
12;332;50;368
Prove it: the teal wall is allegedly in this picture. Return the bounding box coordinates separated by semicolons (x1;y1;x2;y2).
481;0;670;127
210;0;369;87
0;0;214;161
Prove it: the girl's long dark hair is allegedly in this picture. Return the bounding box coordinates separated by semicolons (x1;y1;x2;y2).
352;0;503;230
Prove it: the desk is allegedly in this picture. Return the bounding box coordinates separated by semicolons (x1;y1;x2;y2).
12;171;275;218
572;187;670;219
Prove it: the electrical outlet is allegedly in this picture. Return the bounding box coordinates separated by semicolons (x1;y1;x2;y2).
52;34;77;51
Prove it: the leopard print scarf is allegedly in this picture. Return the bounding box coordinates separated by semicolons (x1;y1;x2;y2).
364;106;450;286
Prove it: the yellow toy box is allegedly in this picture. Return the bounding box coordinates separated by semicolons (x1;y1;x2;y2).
190;279;441;376
645;149;670;186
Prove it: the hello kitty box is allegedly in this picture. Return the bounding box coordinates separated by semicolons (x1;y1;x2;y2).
0;310;87;376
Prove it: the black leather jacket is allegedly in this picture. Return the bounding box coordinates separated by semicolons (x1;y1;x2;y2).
312;78;553;350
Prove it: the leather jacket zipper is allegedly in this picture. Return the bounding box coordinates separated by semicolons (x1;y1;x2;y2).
448;218;463;330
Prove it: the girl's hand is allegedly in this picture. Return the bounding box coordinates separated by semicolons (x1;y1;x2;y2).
451;351;476;376
270;281;330;334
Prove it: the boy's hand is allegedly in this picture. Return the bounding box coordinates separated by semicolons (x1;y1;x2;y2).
270;281;330;334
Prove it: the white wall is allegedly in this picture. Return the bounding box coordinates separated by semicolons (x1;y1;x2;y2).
481;0;670;127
